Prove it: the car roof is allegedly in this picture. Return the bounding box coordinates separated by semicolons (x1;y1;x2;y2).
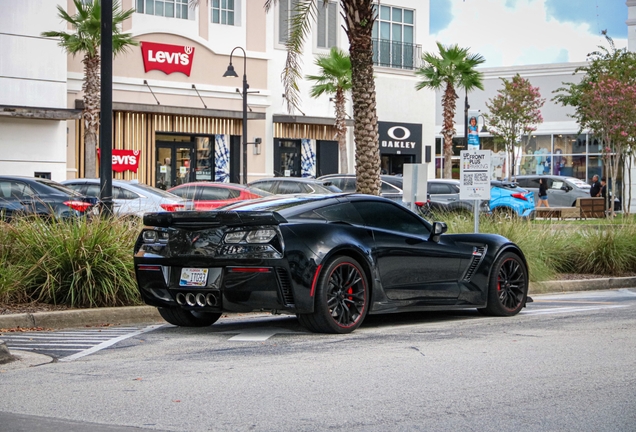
171;182;247;189
220;192;396;217
251;177;331;184
428;179;460;184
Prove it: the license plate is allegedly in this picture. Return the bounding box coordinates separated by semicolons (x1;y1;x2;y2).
179;268;209;287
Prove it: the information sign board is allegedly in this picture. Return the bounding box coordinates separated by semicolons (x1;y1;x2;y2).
460;150;491;200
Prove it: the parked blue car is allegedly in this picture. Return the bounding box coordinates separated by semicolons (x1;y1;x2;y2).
489;180;535;219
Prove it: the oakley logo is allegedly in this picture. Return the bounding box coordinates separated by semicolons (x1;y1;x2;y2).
387;126;411;141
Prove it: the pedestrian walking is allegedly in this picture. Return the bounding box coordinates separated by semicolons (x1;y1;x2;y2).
537;177;549;208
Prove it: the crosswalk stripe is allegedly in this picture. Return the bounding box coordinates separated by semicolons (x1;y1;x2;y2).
59;324;164;362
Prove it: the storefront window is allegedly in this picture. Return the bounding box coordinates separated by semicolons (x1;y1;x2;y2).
554;134;586;154
588;136;603;153
195;137;213;181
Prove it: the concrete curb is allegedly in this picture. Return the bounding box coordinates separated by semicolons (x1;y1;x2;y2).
529;276;636;294
0;306;162;330
0;278;635;331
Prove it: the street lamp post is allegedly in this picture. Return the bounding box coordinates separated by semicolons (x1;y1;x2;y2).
464;89;469;150
223;47;248;185
100;0;113;215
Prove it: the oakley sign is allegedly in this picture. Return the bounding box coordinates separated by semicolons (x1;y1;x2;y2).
141;41;195;76
378;121;422;154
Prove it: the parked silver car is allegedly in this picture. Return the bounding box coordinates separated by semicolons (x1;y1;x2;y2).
515;175;599;207
61;179;193;217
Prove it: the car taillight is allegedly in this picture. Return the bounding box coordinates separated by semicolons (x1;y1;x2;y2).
511;193;528;201
63;201;93;212
415;201;430;207
160;203;185;212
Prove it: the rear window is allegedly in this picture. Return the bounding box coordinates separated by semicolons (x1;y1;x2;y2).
35;179;81;196
133;183;183;199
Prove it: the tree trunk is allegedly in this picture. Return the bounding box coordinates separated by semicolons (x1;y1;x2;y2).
342;0;380;195
83;54;101;178
334;88;349;173
441;83;457;179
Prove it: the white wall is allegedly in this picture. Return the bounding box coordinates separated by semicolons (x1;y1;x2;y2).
0;0;67;108
0;118;68;181
0;0;68;180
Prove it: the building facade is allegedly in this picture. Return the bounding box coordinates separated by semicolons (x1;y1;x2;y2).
0;0;78;181
63;0;435;187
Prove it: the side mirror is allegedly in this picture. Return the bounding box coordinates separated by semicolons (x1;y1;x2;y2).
562;185;572;192
429;221;448;243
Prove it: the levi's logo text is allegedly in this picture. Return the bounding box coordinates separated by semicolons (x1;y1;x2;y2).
98;149;141;173
141;42;195;76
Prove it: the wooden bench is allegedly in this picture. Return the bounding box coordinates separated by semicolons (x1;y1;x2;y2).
534;207;580;220
576;197;606;219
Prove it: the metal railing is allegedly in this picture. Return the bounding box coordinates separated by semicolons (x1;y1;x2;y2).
372;39;422;70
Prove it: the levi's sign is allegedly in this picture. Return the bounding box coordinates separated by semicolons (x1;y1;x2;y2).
141;41;195;76
98;149;141;173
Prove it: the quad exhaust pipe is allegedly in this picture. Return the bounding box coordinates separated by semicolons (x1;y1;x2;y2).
175;291;220;307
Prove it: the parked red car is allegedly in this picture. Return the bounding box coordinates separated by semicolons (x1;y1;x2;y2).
168;182;271;211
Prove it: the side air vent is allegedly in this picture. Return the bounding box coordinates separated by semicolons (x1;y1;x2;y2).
276;268;295;306
463;246;486;281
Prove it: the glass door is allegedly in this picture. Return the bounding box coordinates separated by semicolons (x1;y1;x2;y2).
278;140;301;177
156;142;195;189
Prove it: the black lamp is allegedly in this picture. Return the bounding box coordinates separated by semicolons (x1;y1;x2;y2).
223;47;248;184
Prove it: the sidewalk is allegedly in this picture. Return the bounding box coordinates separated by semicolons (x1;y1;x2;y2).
1;277;635;332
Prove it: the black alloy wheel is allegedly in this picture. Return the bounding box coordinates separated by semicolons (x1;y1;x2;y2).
480;251;528;316
298;256;369;334
158;307;222;327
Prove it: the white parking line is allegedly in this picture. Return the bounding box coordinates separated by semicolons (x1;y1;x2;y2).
59;324;164;362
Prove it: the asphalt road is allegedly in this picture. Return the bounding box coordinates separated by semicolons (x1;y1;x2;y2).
1;288;635;432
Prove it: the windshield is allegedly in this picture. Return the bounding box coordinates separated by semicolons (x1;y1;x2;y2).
567;178;591;189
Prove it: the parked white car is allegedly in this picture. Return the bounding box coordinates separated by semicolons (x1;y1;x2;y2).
61;179;193;217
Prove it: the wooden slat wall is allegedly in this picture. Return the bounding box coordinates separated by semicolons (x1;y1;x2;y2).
274;123;337;140
75;112;240;184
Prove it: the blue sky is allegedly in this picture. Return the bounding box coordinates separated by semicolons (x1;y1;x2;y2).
429;0;628;67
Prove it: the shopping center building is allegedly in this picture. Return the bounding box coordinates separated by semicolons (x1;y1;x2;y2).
62;0;434;187
1;0;634;213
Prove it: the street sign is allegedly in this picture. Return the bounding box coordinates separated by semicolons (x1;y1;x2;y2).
460;150;491;201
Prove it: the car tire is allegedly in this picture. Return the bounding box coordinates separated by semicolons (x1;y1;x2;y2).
298;256;369;334
479;252;528;316
157;307;222;327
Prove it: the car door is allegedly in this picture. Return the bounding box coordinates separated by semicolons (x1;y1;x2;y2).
428;182;458;210
350;200;465;301
113;186;142;216
0;180;28;218
546;178;571;206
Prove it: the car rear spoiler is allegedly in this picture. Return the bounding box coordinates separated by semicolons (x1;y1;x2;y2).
143;211;287;228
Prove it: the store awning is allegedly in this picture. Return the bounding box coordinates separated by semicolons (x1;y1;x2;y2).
0;105;81;120
74;100;265;120
273;114;353;126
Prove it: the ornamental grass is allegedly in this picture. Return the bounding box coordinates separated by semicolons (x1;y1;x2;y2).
0;216;142;308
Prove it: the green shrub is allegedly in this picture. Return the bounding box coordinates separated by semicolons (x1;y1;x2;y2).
2;216;142;308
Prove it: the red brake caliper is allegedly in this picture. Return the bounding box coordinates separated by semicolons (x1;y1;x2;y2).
347;287;353;302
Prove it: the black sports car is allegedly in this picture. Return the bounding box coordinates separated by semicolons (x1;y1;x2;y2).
134;194;529;333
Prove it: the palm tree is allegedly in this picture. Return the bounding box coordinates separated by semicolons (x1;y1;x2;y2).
306;47;352;173
42;0;136;178
416;42;485;179
265;0;381;195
